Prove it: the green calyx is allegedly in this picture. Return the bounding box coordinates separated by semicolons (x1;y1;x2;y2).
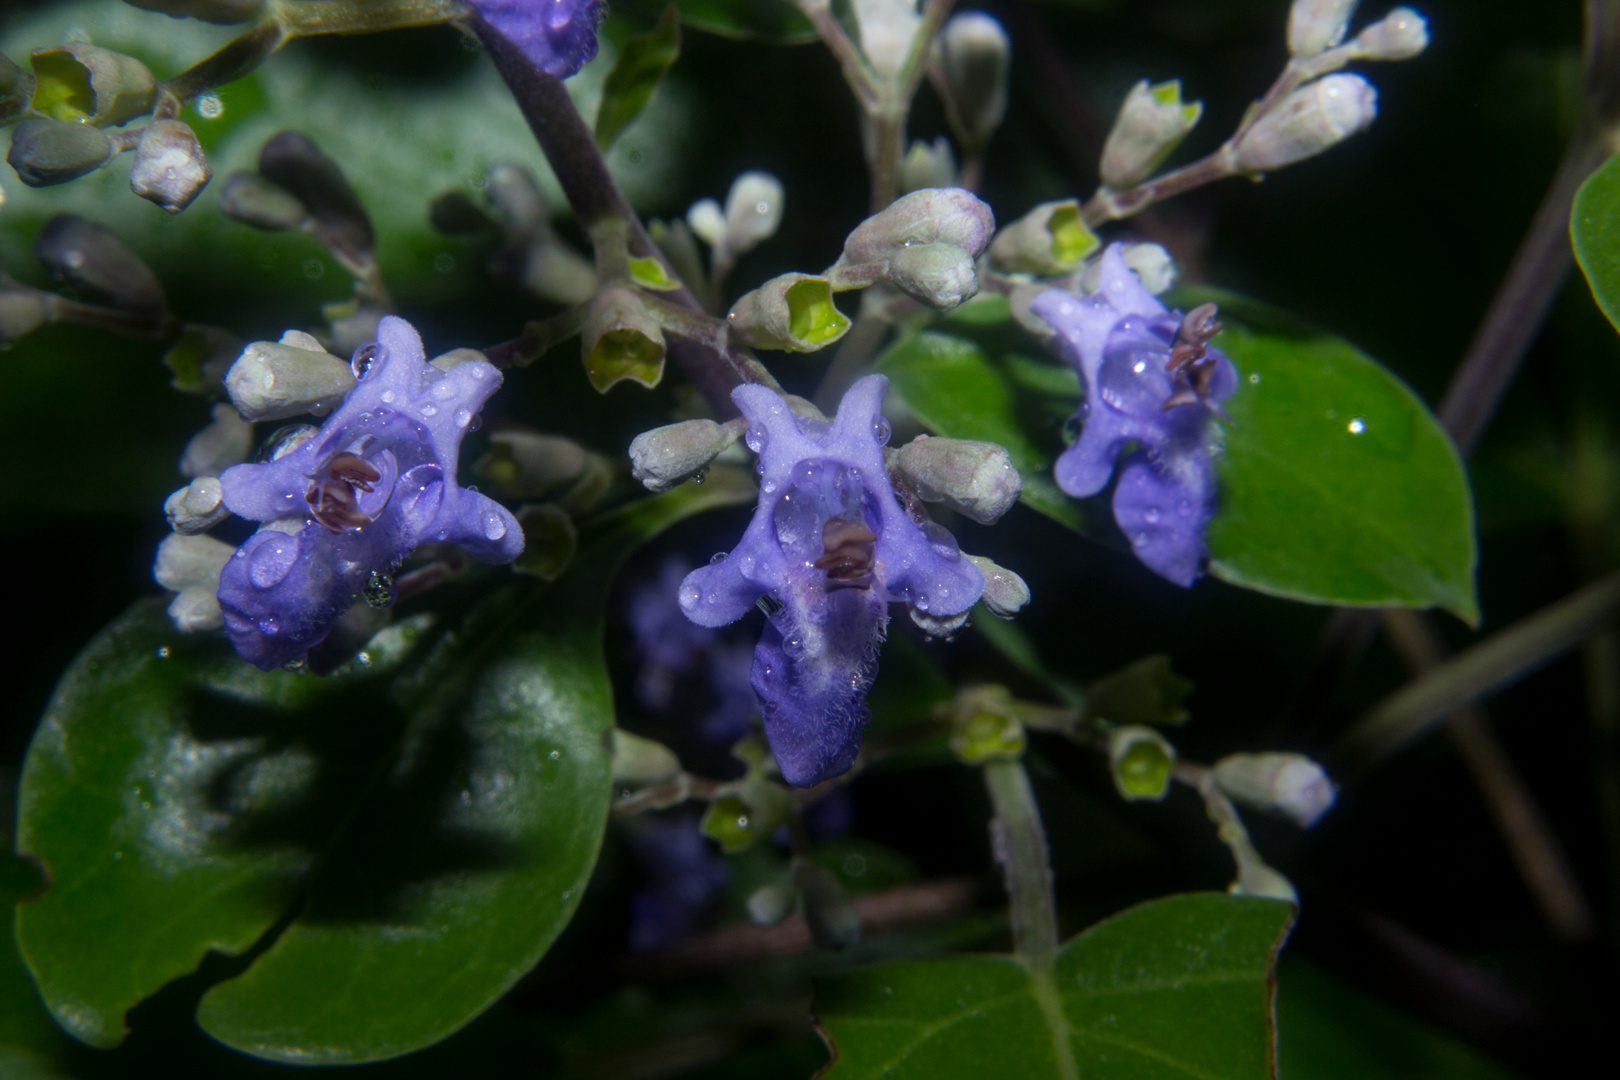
950;710;1027;765
785;277;850;346
30;45;157;127
628;257;682;291
585;327;665;391
1109;727;1175;801
1047;203;1100;266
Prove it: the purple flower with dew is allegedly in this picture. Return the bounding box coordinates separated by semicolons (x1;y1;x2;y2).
468;0;606;79
625;812;729;952
217;316;523;669
628;557;758;743
678;375;984;787
1030;245;1238;586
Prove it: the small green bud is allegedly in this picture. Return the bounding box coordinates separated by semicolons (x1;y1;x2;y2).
609;729;682;786
0;280;52;347
1287;0;1359;57
477;431;589;499
899;136;957;193
35;214;167;314
727;272;851;352
1108;725;1175;802
988;200;1099;275
935;12;1010;150
6;117;116;187
1100;80;1203;189
701;779;791;853
894;434;1022;523
1232;74;1377;173
949;709;1026;765
792;857;862;949
218;170;308;231
224;329;355;421
122;0;265;23
629;418;739;492
964;555;1030;619
885;242;979;311
582;286;666;392
30;44;156;127
164;476;229;534
130;119;212;213
512;504;576;580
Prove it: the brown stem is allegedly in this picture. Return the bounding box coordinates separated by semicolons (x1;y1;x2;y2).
161;20;288;105
1081;153;1235;227
1382;610;1597;942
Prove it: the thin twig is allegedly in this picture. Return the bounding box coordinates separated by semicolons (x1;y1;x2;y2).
981;758;1058;967
1334;571;1620;768
1382;610;1596;941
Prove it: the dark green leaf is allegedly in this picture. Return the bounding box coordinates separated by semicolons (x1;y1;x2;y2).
3;849;73;1080
1083;655;1194;728
877;331;1096;535
664;0;816;43
1202;313;1479;623
1573;151;1620;335
14;472;754;1061
816;893;1294;1079
596;6;683;150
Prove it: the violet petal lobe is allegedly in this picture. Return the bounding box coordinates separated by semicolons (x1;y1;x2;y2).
1032;243;1238;587
469;0;606;80
678;374;984;786
217;315;522;669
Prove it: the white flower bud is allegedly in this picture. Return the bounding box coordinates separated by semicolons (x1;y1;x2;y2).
899;137;957;193
1232;74;1377;173
1100;80;1203;190
478;431;589;498
722;171;785;259
727;272;850;351
1212;752;1337;828
180;402;253;478
936;13;1011;149
1079;243;1177;295
164;476;229;535
129;119;212;213
886;242;979;311
1287;0;1359;57
224;329;355;421
628;418;740;492
686;198;725;247
153;533;234;632
837;187;996;269
965;555;1030;618
895;435;1022;523
851;0;922;80
989;200;1099;275
1353;6;1429;61
747;883;795;927
609;729;682;785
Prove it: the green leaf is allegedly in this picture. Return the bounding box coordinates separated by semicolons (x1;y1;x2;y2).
1201;310;1479;623
1573;151;1620;335
659;0;817;43
14;472;754;1062
877;331;1096;535
596;6;683;150
816;893;1294;1079
2;850;74;1080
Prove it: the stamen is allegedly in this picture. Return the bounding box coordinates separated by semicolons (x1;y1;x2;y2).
305;477;372;531
326;451;382;491
814;516;877;586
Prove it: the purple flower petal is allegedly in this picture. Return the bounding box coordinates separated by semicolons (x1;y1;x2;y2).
469;0;606;80
1113;449;1213;587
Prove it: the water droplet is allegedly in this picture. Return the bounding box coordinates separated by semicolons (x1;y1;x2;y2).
735;815;750;829
679;582;701;609
380;389;396;403
756;594;783;617
468;413;482;432
302;257;325;280
259;424;317;462
249;533;301;589
710;551;728;565
155;646;170;659
1144;507;1161;523
1347;418;1366;435
282;657;307;674
351;343;385;380
356;651;372;667
483;511;507;541
455;408;472;428
1062;415;1084;446
1177;500;1192;517
690;465;709;485
762;479;778;494
872;417;892;445
364;570;395;609
421;405;438;418
745;424;767;452
432;252;456;274
916;593;931;612
1133;360;1147;374
1248;372;1262;385
546;0;573;28
195;93;224;119
432;381;455;400
548;749;561;761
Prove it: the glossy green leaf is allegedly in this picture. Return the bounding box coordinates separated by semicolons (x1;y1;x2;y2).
596;6;682;150
1204;316;1478;623
877;331;1096;535
1573;151;1620;335
14;472;754;1062
2;851;73;1080
816;893;1294;1079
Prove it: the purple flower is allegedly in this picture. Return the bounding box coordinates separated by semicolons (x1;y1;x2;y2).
469;0;606;79
216;316;523;669
678;376;983;787
628;557;759;743
624;812;729;952
1030;245;1238;586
